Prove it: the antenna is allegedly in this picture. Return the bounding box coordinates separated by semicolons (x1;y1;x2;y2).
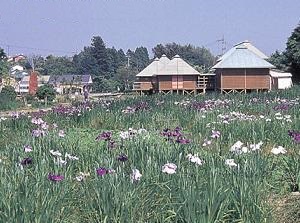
126;55;130;67
217;35;226;55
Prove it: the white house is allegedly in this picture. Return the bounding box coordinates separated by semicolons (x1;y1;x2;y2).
270;70;293;90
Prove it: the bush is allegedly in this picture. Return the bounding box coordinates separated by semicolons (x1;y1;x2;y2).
25;94;35;104
36;84;56;102
0;85;17;100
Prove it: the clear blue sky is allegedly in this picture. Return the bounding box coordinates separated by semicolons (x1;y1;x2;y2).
0;0;299;57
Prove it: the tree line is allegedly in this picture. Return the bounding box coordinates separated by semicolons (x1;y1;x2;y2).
1;23;299;92
0;37;215;92
268;23;300;82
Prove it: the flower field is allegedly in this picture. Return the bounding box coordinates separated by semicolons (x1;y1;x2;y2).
0;87;300;223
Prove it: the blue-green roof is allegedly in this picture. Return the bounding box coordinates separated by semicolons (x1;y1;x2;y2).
212;47;275;69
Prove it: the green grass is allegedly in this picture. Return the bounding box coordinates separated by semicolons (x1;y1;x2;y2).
0;86;299;222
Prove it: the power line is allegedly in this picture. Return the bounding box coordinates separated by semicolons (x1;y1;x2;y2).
0;42;77;55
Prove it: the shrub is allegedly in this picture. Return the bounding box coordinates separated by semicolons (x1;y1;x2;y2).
0;85;17;100
36;84;56;102
25;94;35;104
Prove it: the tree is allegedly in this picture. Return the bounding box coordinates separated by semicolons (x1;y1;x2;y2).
19;55;45;74
133;46;150;71
73;47;100;76
113;65;138;91
90;36;110;77
0;48;9;77
268;51;288;71
36;84;56;102
285;23;300;82
0;85;16;100
152;43;215;69
43;55;76;76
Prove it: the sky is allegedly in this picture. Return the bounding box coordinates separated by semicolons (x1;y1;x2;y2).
0;0;299;58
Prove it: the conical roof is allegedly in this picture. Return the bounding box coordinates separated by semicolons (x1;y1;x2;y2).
156;55;200;75
212;47;275;69
217;40;268;62
136;56;170;77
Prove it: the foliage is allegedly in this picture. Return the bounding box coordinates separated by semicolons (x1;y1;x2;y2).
36;84;56;102
0;85;17;100
0;48;9;77
113;65;138;91
268;50;289;71
285;23;300;82
127;47;150;71
43;55;76;76
152;42;215;70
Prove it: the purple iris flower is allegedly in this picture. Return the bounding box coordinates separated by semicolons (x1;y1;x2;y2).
117;154;128;162
48;174;64;182
32;129;46;138
176;137;191;144
95;131;112;141
96;167;108;176
21;157;33;166
108;140;117;149
288;130;300;143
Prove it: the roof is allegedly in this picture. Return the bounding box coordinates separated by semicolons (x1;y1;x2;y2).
48;75;92;84
156;55;200;76
20;75;51;85
136;55;170;77
217;40;268;62
270;70;292;78
212;47;275;69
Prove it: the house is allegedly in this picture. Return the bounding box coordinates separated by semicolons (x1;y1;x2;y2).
7;54;26;63
17;74;50;94
213;45;275;93
10;65;28;80
213;40;294;93
270;70;293;90
133;55;214;94
48;74;93;94
133;55;170;92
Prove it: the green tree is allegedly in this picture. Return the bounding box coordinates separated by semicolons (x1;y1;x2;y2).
128;47;150;71
285;23;300;82
43;55;76;76
73;47;100;76
90;36;109;77
36;84;56;102
19;55;45;74
0;48;9;77
114;65;138;91
152;43;215;69
0;85;17;100
268;51;288;71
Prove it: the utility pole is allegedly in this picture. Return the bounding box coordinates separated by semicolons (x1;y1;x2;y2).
125;55;130;91
7;45;10;57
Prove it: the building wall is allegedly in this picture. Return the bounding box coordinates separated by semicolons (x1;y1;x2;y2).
158;75;197;91
216;68;270;90
134;77;153;91
183;75;197;90
158;76;172;90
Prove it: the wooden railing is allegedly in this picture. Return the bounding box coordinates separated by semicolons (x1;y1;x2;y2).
133;82;153;90
197;75;216;90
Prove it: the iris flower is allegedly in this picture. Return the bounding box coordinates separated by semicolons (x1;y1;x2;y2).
130;169;142;182
271;146;287;155
21;157;33;166
48;174;64;182
162;163;177;174
23;145;32;153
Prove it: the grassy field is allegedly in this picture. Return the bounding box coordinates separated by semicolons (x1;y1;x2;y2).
0;87;299;222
